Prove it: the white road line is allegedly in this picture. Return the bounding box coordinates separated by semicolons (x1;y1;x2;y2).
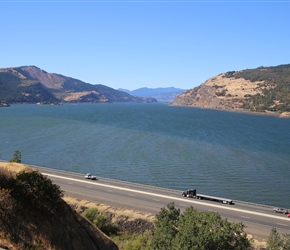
277;223;288;226
43;172;289;222
128;194;135;197
179;204;187;207
153;199;160;202
241;216;250;219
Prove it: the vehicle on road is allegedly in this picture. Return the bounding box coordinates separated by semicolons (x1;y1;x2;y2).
273;207;289;214
85;173;97;180
288;214;290;218
182;189;234;205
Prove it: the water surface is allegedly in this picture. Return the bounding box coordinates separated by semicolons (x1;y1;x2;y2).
1;103;289;207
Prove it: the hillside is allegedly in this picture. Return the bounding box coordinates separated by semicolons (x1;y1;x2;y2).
0;162;118;250
0;66;157;104
172;64;290;116
119;87;186;103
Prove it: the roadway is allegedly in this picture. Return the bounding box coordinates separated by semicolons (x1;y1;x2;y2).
35;166;290;240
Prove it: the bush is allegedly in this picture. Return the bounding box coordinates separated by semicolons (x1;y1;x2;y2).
81;207;119;235
81;207;98;222
112;231;152;250
267;227;290;250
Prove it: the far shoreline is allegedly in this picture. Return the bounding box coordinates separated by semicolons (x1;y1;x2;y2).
3;102;288;118
169;103;290;118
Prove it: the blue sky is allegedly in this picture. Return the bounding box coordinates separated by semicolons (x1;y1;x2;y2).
1;1;290;90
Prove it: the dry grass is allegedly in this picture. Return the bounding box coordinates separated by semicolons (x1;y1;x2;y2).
204;73;265;98
64;196;155;223
0;161;33;173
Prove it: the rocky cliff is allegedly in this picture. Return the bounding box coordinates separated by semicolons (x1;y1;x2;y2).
172;64;290;116
172;72;263;110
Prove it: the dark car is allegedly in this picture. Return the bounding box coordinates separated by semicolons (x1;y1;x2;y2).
273;207;289;214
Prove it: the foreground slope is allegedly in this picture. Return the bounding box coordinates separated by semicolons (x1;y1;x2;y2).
172;64;290;116
0;162;118;250
0;66;157;104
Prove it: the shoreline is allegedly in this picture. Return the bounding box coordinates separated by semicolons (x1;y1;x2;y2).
4;102;290;119
169;103;288;118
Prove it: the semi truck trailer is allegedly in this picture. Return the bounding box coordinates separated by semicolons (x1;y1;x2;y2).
182;189;234;205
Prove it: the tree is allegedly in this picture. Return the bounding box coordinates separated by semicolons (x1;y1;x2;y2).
150;203;252;250
150;202;180;250
10;150;21;163
174;206;251;250
10;170;63;213
267;227;283;250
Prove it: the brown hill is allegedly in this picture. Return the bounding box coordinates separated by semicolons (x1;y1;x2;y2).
0;66;157;104
0;162;118;250
172;73;263;109
172;64;290;117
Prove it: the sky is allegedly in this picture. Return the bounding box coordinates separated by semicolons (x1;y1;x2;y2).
1;0;290;91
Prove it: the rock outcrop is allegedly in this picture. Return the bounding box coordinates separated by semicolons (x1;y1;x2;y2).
172;73;264;110
172;64;290;115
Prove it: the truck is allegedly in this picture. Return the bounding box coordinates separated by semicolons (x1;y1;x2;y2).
182;189;234;205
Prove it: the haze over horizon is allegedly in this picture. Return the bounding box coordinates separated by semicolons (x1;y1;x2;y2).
1;0;289;91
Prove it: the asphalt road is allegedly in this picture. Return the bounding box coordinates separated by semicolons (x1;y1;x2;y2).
35;166;290;240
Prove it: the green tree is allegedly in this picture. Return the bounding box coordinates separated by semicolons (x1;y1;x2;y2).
267;227;283;250
10;150;21;163
174;206;251;250
151;203;252;250
150;202;180;250
10;170;63;213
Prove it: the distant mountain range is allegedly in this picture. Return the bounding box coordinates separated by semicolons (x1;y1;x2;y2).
0;66;157;104
119;87;186;103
